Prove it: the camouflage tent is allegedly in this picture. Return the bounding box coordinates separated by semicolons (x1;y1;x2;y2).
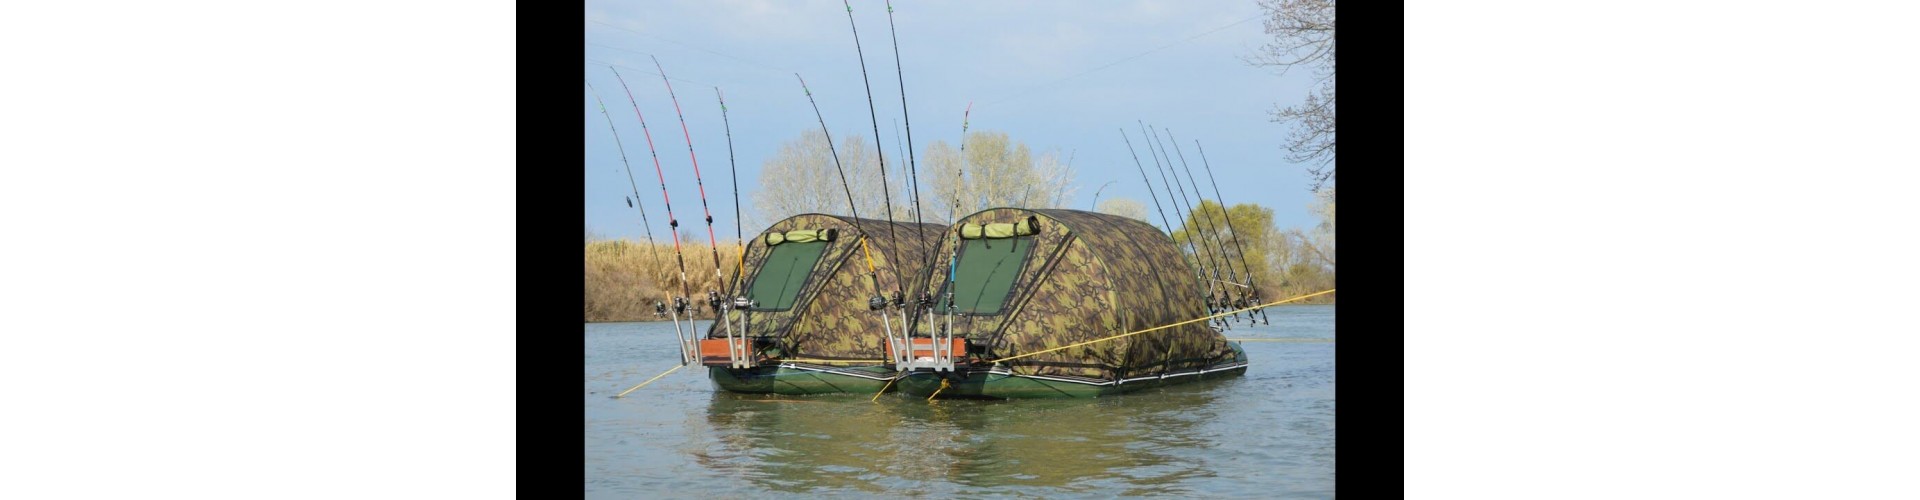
708;213;945;363
908;208;1242;385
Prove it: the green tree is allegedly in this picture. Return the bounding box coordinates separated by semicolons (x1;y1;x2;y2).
1172;200;1277;299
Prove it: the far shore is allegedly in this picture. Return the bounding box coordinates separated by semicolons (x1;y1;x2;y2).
584;302;1334;324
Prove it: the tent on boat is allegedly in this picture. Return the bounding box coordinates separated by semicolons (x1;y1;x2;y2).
895;208;1246;398
699;213;945;394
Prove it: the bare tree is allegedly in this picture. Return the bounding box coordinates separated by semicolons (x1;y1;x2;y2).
1095;197;1149;222
752;130;894;226
1250;0;1335;193
921;130;1077;223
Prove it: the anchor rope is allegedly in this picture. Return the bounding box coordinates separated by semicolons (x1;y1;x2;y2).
871;375;900;402
985;289;1334;364
614;364;685;398
927;378;950;401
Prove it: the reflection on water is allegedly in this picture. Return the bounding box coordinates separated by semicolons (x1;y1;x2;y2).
585;305;1335;498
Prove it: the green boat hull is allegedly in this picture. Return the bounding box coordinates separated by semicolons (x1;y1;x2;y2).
708;364;898;395
891;342;1249;399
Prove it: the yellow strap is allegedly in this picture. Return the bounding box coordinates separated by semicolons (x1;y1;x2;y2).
614;364;685;398
986;289;1335;364
859;237;878;273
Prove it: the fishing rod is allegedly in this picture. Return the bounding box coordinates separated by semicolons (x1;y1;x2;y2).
1150;125;1236;325
1139;122;1222;326
947;103;972;225
583;80;661;265
796;73;898;341
840;0;904;300
1163;128;1247;323
713;86;753;363
717;88;746;298
650;56;731;327
883;0;931;271
1121;128;1208;324
1194;140;1273;325
1120;130;1177;238
608;69;695;364
588;77;678;359
937;103;973;355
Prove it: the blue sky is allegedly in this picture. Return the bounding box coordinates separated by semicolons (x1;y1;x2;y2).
584;0;1322;243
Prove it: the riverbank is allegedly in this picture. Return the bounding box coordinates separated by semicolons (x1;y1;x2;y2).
585;239;743;322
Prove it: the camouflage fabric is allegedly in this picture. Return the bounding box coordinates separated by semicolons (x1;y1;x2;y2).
907;208;1238;381
707;214;945;361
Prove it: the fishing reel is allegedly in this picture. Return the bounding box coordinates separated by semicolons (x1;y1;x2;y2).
890;290;906;309
916;292;934;310
653;301;667;317
706;290;723;311
731;296;753;309
672;296;689;315
867;295;888;311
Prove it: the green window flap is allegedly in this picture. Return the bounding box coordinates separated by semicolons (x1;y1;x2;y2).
746;240;828;310
939;237;1035;314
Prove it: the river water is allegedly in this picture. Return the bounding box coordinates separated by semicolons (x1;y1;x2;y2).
584;305;1334;498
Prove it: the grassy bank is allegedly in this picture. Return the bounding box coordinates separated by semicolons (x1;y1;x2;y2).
585;237;1329;322
585;239;744;322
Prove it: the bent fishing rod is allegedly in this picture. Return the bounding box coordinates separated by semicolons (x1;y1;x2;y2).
1164;128;1247;323
716;88;746;298
1194;140;1273;325
583;80;661;265
610;68;696;364
651;56;732;328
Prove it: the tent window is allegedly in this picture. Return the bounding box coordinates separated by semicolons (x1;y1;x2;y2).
745;240;828;311
938;237;1035;315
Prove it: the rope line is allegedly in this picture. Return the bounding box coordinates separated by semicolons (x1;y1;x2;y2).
927;378;950;401
986;289;1334;364
614;364;685;398
871;375;900;402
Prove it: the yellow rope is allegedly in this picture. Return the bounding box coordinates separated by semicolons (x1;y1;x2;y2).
614;364;685;398
986;289;1335;364
871;375;900;402
927;378;950;401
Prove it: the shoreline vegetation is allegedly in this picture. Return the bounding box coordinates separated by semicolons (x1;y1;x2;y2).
584;239;744;323
583;227;1333;323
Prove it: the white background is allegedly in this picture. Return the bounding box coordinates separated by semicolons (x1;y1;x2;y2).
0;1;516;497
1408;1;1920;497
